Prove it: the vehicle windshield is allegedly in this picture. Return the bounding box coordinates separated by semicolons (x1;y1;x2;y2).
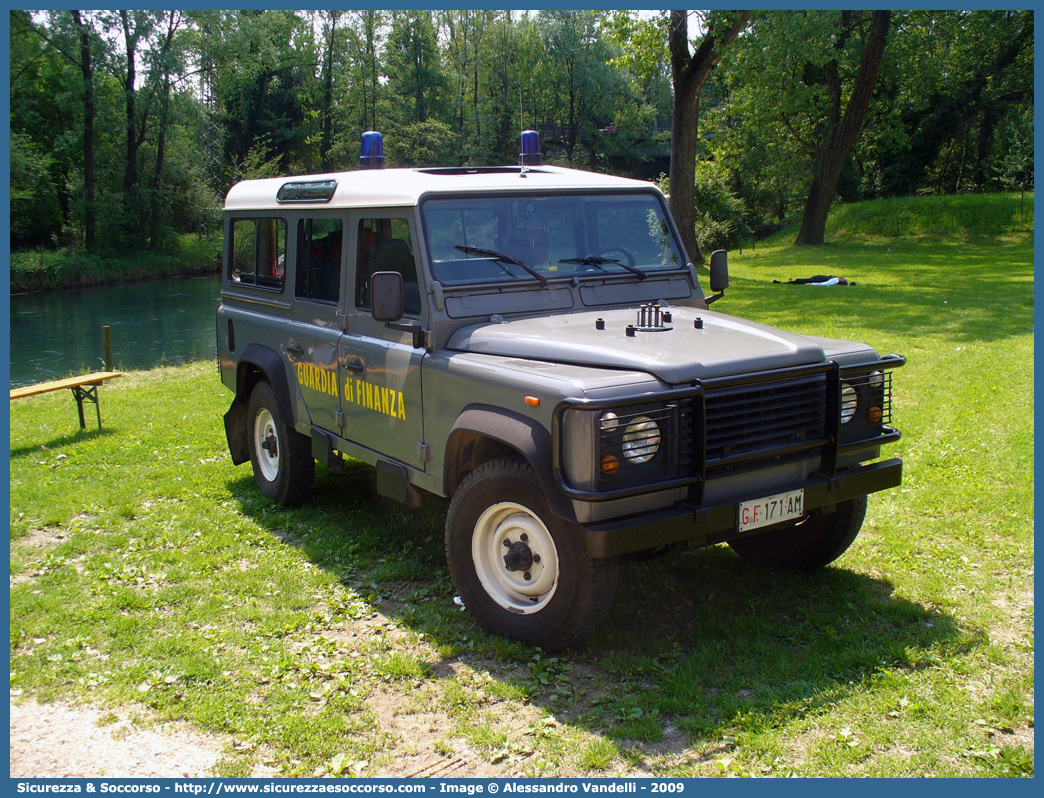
421;192;685;287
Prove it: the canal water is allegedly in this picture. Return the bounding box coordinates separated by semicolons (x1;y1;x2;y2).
9;275;222;387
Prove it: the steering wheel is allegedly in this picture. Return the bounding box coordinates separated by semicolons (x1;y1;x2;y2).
585;246;636;267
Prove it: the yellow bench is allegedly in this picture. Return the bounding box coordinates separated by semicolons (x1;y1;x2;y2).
10;371;123;430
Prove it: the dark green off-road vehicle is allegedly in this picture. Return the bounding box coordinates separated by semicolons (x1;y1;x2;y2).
217;132;903;650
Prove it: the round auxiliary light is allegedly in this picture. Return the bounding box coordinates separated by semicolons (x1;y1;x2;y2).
841;384;858;424
360;131;385;169
622;416;661;464
599;412;619;433
868;370;884;389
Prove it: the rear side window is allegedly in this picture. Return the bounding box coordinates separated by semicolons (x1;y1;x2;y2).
295;218;343;303
229;218;286;290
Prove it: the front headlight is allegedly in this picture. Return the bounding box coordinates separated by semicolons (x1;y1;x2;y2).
622;416;661;463
560;402;680;494
840;383;858;424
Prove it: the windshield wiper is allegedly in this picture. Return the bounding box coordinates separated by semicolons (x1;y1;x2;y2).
558;255;647;281
454;245;549;288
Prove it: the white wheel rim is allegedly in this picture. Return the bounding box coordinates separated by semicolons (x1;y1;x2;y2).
253;407;280;483
472;502;559;615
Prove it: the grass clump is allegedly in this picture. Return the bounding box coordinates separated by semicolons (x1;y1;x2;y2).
576;738;619;771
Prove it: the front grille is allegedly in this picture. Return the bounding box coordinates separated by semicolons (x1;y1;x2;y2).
704;374;827;474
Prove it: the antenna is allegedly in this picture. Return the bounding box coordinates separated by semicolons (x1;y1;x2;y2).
519;86;527;175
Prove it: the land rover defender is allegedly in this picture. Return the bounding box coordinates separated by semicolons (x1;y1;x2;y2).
217;131;903;650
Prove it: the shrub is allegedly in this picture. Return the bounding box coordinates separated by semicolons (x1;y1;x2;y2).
657;161;754;254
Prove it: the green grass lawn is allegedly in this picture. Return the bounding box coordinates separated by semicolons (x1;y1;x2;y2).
9;195;1034;777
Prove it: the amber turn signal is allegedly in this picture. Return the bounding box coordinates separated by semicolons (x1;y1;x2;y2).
601;454;620;475
524;396;540;406
867;405;882;424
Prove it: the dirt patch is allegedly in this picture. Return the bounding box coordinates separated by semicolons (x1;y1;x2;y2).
9;697;277;778
12;525;73;549
366;685;511;777
989;586;1035;647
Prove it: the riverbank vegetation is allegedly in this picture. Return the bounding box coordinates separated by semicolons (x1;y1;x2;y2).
10;11;1032;285
10;234;221;293
10;213;1033;776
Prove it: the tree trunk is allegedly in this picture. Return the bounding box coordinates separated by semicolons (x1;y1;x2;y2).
667;10;750;264
149;13;179;250
668;76;701;263
149;78;171;250
120;12;139;201
72;11;95;250
319;13;339;171
795;11;891;246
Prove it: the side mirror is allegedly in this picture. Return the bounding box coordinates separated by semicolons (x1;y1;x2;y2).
706;250;729;305
709;250;729;292
371;271;404;323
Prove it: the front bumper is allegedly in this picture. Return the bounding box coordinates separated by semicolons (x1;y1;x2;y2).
581;457;902;558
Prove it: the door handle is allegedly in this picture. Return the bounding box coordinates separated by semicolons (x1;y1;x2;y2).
286;342;304;359
341;356;365;375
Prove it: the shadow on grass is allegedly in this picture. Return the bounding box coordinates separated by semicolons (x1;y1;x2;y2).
732;239;1033;344
9;426;116;459
230;463;963;765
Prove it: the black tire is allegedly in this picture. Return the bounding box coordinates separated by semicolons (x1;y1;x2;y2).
247;380;314;507
445;457;618;651
728;496;868;570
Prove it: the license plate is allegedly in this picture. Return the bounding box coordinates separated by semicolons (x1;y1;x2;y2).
738;489;805;532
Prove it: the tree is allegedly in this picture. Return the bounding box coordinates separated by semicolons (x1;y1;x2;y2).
354;10;384;134
112;9;155;242
10;10;103;248
146;11;187;249
213;11;315;175
384;11;445;126
794;11;891;245
70;11;96;249
440;10;495;155
478;12;531;163
667;10;750;263
537;11;619;163
313;10;346;172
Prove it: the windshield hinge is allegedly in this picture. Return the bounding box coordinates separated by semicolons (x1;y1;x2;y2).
430;281;446;311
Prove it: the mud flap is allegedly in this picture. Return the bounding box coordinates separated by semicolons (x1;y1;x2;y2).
224;399;250;466
311;428;346;471
376;460;423;507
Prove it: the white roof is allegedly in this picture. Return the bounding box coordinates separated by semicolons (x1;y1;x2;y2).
224;165;658;211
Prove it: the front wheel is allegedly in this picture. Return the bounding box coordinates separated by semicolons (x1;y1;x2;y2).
728;496;868;570
247;380;314;506
445;457;618;651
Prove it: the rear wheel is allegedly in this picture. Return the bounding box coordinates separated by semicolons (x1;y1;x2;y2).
247;380;314;506
728;496;868;570
445;457;618;651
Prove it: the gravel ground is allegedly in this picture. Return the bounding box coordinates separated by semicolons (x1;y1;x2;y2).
9;697;276;778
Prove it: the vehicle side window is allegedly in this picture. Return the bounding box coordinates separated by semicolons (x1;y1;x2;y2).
356;218;421;316
295;218;343;303
229;218;286;290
